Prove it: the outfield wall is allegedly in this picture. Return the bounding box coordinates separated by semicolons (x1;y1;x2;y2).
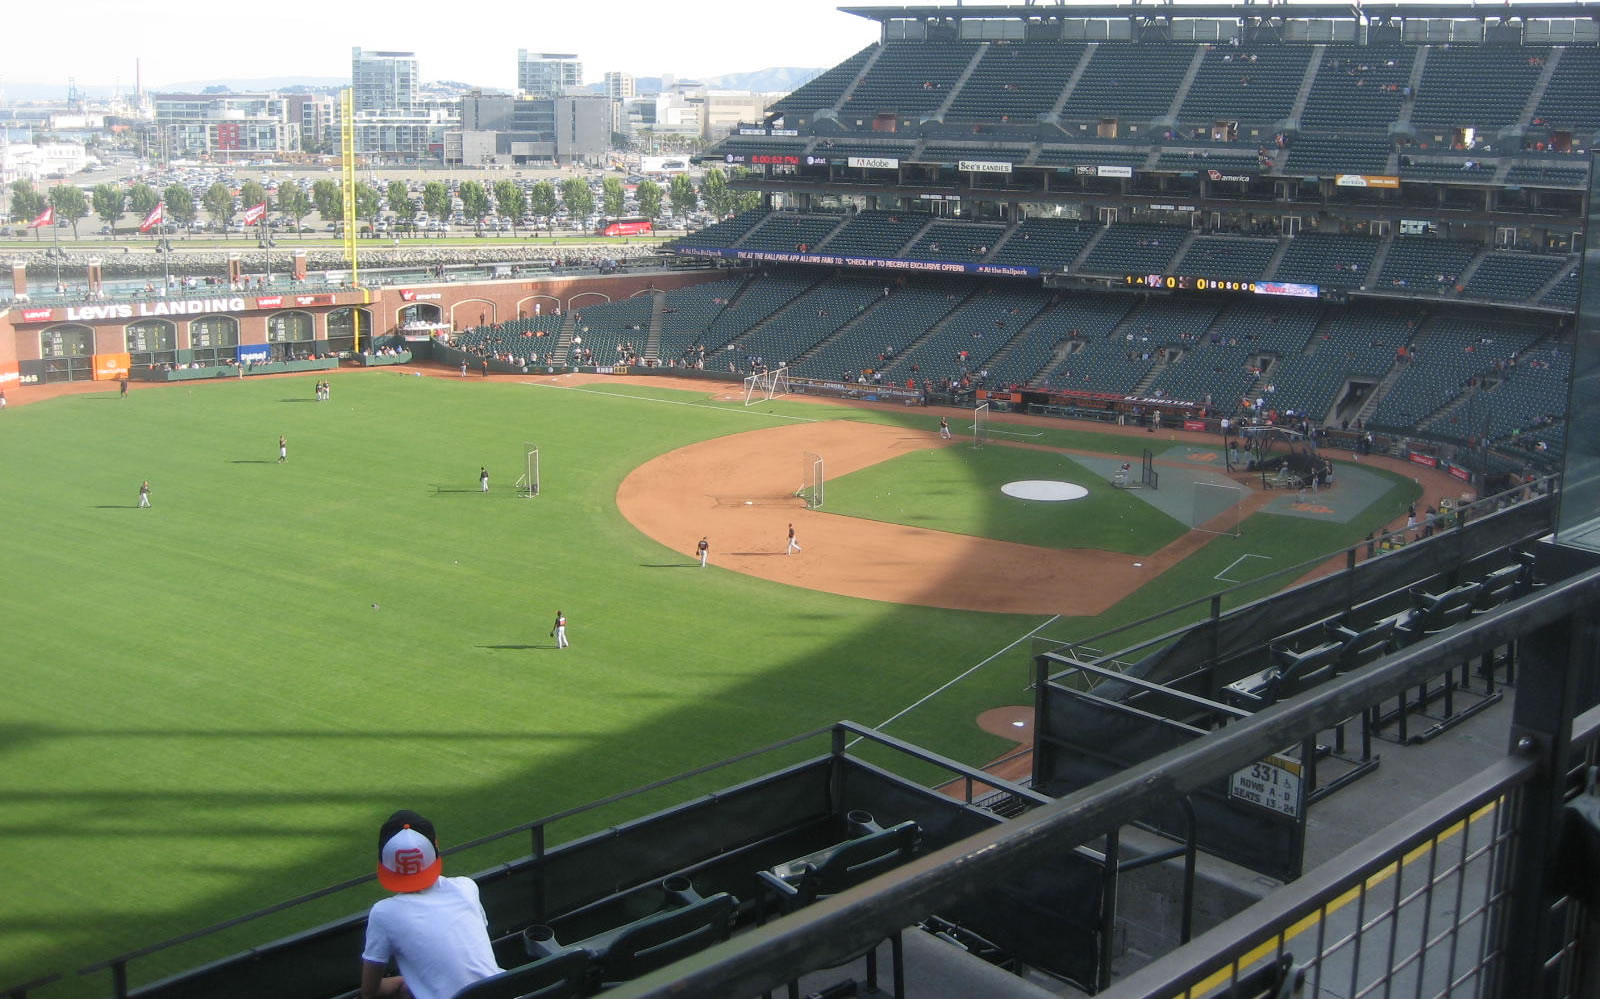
0;268;723;387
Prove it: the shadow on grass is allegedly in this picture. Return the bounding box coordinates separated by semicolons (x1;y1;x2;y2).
93;504;141;509
640;562;697;568
479;643;560;650
431;486;483;494
279;398;317;403
230;460;273;464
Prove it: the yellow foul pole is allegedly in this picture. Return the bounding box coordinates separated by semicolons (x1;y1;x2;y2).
340;88;361;352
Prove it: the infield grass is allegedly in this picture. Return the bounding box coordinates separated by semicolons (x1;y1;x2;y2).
822;444;1188;553
0;375;1398;993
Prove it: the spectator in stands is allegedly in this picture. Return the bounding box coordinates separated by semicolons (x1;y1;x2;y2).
360;810;501;999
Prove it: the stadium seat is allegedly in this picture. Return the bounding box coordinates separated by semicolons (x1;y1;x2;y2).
450;949;589;999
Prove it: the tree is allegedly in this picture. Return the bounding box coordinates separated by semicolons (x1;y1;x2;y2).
422;181;451;223
669;173;697;220
49;185;89;239
560;177;594;224
493;180;526;236
238;180;268;223
731;169;763;213
311;179;342;224
528;181;557;232
163;184;196;227
602;176;626;219
700;168;733;217
10;180;45;228
355;182;381;234
202;181;234;236
91;183;125;232
636;180;663;222
276;180;311;233
386;180;413;226
458;180;490;234
127;183;159;218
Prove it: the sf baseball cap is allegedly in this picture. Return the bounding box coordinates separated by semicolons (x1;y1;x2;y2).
376;809;443;893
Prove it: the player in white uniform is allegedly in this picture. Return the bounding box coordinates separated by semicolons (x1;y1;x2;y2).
550;610;568;648
787;523;802;555
697;537;709;567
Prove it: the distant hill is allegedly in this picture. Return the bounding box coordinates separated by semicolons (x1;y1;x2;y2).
152;76;345;93
704;67;823;94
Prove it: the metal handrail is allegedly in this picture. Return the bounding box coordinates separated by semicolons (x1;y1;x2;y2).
66;716;1050;990
608;565;1600;998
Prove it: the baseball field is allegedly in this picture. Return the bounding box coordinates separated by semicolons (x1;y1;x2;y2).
0;370;1423;992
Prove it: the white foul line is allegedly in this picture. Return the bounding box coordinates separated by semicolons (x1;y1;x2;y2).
1216;553;1272;583
852;614;1062;746
518;379;821;422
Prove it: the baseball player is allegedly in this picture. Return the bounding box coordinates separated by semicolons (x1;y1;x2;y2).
939;417;951;439
138;480;151;508
786;523;802;555
550;610;568;649
278;434;288;463
480;466;489;493
696;536;709;568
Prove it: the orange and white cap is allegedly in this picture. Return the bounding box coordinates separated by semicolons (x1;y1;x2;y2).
376;809;442;893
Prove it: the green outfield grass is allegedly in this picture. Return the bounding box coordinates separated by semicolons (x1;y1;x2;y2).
822;444;1189;553
0;376;1402;993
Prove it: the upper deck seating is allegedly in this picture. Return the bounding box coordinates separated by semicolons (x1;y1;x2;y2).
822;212;927;258
1533;46;1600;131
771;45;877;115
1060;43;1194;121
946;42;1085;121
1412;47;1549;130
842;42;980;115
1179;46;1311;123
1300;45;1416;132
1284;134;1391;176
739;213;843;253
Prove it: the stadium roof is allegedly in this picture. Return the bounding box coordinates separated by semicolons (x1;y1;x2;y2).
839;3;1600;23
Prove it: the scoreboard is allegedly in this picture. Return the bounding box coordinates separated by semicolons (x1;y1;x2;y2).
1124;274;1320;298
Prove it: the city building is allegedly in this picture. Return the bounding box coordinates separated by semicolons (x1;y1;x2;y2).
447;92;610;167
151;93;301;159
604;72;636;101
517;51;582;99
346;48;453;160
351;48;417;114
284;94;335;151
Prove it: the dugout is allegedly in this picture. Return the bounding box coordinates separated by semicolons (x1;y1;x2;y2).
114;724;1109;999
1030;487;1567;883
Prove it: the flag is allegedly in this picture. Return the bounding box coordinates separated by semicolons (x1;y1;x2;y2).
28;205;54;229
138;201;164;233
243;202;267;226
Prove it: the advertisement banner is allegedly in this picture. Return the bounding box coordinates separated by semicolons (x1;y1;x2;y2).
1449;465;1472;482
959;160;1013;174
675;246;1037;278
0;361;19;385
21;308;54;322
1097;165;1133;178
1335;174;1400;189
1183;419;1208;431
92;353;130;381
1408;452;1439;468
847;156;899;170
237;344;271;363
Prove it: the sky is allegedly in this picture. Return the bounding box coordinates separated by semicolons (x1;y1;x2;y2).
3;0;886;90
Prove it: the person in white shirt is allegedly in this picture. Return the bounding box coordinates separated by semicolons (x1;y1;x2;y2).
360;810;502;999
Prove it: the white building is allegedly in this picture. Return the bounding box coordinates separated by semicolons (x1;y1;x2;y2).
352;48;418;114
518;52;582;99
152;94;301;158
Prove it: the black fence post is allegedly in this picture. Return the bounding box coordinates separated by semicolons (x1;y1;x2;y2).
1497;615;1597;995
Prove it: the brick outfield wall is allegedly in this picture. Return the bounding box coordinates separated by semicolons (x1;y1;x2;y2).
0;269;728;366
